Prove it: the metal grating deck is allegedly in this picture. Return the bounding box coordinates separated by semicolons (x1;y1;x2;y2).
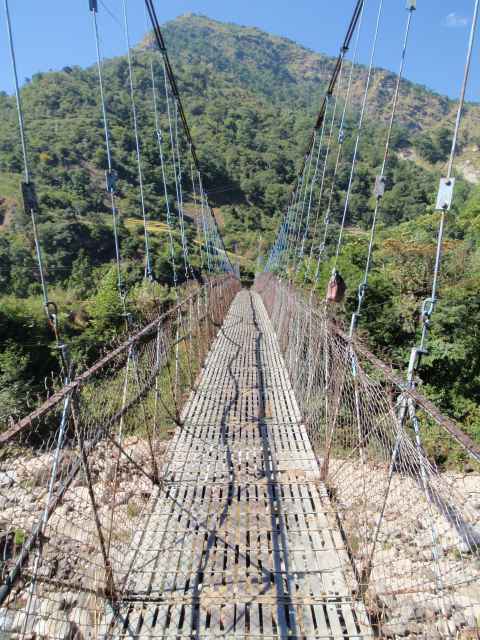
105;291;372;638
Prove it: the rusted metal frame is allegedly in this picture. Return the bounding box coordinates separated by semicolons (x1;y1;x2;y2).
320;343;350;481
129;345;161;484
406;397;449;605
105;347;132;558
151;326;166;462
153;321;184;426
358;422;405;599
327;414;392;484
193;293;203;379
1;277;241;444
350;347;371;571
21;388;73;636
183;298;196;390
105;431;158;486
354;382;405;602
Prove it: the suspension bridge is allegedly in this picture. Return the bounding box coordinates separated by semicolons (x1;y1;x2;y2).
1;0;480;639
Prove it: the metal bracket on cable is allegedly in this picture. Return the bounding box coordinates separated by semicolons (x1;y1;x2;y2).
105;169;118;194
406;0;417;10
421;296;436;329
89;0;98;12
357;281;368;306
435;177;455;211
374;175;386;199
21;181;39;216
155;128;163;145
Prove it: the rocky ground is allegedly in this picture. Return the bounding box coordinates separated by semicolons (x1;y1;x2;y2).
0;444;479;638
329;459;480;639
0;436;167;639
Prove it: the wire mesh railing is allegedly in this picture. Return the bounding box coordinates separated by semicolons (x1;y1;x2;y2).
0;274;240;639
255;273;480;639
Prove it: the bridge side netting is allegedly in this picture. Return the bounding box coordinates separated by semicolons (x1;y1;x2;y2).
256;273;480;638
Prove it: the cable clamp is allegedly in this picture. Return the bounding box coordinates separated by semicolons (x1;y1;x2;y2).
421;297;436;322
338;129;345;144
406;0;416;10
89;0;98;12
105;170;118;194
349;312;360;336
21;181;39;215
435;177;455;211
374;175;386;199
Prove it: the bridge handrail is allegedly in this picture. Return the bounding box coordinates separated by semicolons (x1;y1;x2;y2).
0;274;237;446
333;324;480;463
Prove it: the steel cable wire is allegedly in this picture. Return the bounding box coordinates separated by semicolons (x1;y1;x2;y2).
122;0;153;280
333;0;384;270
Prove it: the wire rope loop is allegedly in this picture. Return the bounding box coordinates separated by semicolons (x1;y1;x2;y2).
421;297;436;322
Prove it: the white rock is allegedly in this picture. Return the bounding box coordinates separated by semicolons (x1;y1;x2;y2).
0;608;21;633
34;614;74;639
0;471;16;488
69;607;94;639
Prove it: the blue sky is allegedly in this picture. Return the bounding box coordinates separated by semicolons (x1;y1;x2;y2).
0;1;478;101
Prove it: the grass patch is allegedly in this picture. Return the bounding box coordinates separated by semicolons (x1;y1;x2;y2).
14;528;26;546
0;171;21;201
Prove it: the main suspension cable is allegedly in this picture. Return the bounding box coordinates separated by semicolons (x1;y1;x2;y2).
266;0;365;276
311;2;365;286
297;0;365;184
144;0;234;275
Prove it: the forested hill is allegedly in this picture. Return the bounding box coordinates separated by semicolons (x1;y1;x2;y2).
0;14;480;452
154;15;480;177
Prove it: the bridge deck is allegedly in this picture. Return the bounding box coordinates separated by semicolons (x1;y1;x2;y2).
106;290;371;638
